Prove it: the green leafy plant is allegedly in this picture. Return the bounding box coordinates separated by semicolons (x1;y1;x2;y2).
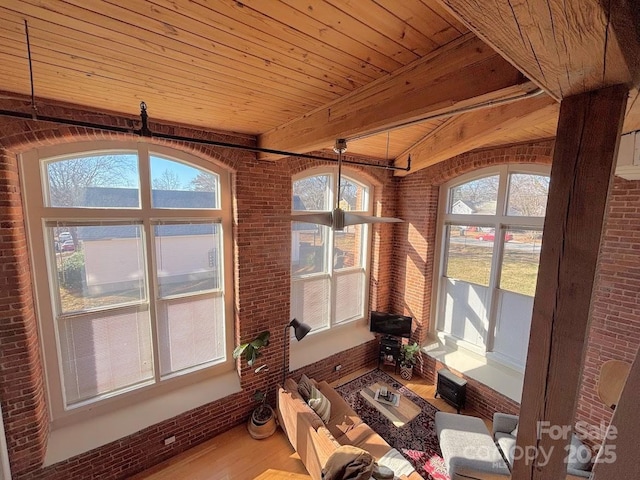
58;252;85;291
233;331;270;367
400;342;420;367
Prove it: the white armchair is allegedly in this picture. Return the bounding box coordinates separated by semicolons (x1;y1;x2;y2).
491;413;592;478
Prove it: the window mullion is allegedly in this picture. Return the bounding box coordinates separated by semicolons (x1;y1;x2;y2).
138;145;161;383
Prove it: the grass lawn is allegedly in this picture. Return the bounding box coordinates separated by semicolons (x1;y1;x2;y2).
447;243;539;296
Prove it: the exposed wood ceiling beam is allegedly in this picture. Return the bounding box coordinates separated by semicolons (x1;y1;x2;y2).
257;35;537;160
438;0;640;100
394;94;558;176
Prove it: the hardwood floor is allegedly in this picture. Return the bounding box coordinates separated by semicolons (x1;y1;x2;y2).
131;367;485;480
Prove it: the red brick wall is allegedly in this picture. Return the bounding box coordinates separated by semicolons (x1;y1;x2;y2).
577;177;640;429
0;99;391;479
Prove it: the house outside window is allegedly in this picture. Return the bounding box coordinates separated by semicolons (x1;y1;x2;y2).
435;165;550;370
290;168;371;334
21;142;234;422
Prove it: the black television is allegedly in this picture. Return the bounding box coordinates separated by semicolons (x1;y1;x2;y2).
370;311;412;338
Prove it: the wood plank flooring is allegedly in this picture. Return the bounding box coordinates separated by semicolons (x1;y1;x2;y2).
131;367;481;480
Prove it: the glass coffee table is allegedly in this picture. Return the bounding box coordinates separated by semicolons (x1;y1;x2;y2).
359;381;421;427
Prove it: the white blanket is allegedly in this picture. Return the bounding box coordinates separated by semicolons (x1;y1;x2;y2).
377;448;416;478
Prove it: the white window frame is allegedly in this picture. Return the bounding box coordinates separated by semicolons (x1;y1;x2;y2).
288;167;376;371
431;164;550;372
20;141;236;430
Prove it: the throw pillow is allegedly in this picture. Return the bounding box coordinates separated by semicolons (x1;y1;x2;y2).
511;424;518;437
298;373;315;401
308;385;331;423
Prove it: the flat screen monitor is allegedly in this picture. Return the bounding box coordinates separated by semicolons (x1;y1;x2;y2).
369;311;412;338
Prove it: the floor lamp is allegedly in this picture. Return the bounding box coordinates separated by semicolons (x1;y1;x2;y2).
283;318;311;386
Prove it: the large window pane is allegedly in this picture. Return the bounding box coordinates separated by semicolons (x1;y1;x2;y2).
449;175;499;215
157;295;225;376
155;222;222;297
59;309;153;405
292;225;329;276
51;224;146;313
500;229;542;296
291;277;330;332
334;270;364;323
45;154;139;208
151;155;219;209
339;177;368;211
293;174;330;211
445;225;493;286
507;173;549;217
334;225;364;269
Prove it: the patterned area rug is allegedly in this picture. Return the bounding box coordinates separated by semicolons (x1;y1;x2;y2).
334;369;449;480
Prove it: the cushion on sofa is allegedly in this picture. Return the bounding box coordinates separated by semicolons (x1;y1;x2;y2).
494;432;516;466
317;381;363;437
298;374;315;401
287;387;325;430
435;412;510;478
308;386;332;423
336;423;391;461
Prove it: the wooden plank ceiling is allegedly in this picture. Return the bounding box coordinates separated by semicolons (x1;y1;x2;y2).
0;0;638;173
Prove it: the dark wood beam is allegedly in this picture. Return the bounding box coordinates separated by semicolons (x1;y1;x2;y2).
257;35;535;160
439;0;640;99
394;94;558;176
512;84;628;479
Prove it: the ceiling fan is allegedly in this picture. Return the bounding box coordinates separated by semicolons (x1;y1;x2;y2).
290;139;404;231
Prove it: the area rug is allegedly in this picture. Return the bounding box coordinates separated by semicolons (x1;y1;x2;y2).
334;369;449;480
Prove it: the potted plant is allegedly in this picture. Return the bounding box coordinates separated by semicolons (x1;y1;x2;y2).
246;389;277;439
233;332;277;439
399;342;420;380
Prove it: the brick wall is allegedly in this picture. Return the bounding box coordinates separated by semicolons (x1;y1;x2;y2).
0;99;391;479
577;177;640;429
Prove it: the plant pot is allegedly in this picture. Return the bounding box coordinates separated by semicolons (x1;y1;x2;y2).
247;404;277;439
400;364;413;380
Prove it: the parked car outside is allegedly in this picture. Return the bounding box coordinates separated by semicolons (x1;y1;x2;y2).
60;240;76;252
476;230;513;242
58;232;72;242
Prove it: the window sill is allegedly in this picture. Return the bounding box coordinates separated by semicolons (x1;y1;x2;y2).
44;370;241;466
423;335;523;403
289;320;374;371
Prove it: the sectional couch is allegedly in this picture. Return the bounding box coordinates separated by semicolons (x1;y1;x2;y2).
277;376;423;480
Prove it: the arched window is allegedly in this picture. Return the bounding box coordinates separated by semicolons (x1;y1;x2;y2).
435;165;550;370
291;168;371;333
21;143;233;421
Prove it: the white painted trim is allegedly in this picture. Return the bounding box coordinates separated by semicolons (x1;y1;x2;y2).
424;337;523;403
20;141;236;427
289;321;375;371
430;165;550;352
44;370;241;466
0;402;12;480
